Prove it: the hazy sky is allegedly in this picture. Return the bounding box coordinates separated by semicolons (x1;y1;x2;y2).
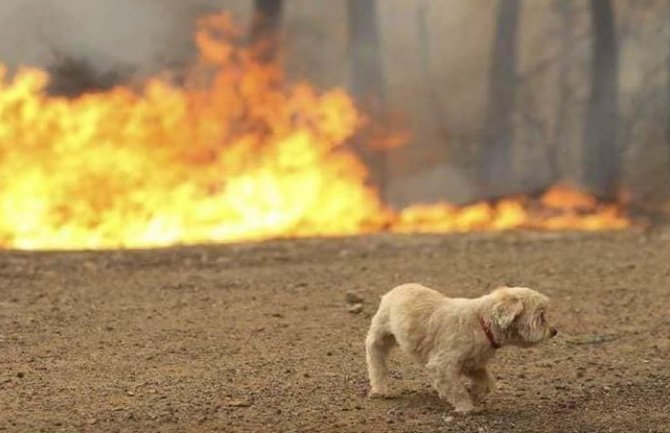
0;0;231;74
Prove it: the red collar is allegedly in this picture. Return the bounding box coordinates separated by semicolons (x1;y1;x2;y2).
479;317;500;349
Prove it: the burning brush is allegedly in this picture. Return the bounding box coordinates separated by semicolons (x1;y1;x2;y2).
0;14;629;251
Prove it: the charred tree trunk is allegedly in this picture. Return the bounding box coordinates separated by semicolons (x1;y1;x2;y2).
347;0;385;103
583;0;620;201
250;0;284;62
347;0;387;199
550;0;577;184
479;0;521;198
667;1;670;176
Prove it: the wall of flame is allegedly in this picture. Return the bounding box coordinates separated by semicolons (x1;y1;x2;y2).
0;13;630;250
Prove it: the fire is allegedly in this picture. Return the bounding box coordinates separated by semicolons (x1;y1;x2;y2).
394;185;629;234
0;15;629;250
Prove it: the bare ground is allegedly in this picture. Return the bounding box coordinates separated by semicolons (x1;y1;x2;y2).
1;230;669;433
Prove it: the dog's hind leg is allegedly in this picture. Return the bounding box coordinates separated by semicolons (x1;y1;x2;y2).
365;314;396;397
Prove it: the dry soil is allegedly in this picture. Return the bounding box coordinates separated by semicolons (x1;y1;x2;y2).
1;230;669;432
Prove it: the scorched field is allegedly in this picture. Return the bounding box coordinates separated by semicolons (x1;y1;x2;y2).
1;230;669;433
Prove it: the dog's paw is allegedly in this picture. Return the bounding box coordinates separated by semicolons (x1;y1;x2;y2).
468;389;490;405
452;402;480;415
455;407;486;416
368;389;393;399
467;382;494;405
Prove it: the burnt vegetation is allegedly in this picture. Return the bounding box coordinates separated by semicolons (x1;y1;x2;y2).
46;54;132;98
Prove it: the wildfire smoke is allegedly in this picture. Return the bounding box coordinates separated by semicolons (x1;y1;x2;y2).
0;14;629;250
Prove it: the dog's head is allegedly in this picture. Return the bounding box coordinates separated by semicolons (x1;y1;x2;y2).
487;286;557;347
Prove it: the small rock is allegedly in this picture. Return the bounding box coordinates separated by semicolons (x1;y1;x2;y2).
127;391;135;396
567;334;618;345
348;303;364;314
443;415;455;423
227;399;252;408
345;291;364;305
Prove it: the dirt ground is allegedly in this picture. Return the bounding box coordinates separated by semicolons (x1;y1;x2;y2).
1;230;669;433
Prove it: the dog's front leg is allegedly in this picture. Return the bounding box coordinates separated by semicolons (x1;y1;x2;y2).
427;357;474;414
466;367;495;405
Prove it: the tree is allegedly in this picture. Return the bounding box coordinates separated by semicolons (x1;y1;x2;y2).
667;0;670;176
346;0;387;198
250;0;284;62
347;0;385;104
583;0;620;201
550;0;578;184
479;0;521;198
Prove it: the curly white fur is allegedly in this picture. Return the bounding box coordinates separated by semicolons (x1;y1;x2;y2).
365;284;557;413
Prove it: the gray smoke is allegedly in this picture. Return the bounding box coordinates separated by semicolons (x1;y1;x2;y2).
0;1;668;205
0;0;238;77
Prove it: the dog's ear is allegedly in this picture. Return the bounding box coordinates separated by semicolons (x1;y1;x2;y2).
490;295;523;329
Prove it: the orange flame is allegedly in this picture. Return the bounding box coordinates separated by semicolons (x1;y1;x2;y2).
0;15;629;250
394;185;629;234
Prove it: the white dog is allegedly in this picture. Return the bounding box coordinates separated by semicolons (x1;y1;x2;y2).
365;284;557;413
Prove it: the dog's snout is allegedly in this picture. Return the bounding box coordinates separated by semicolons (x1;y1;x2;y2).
550;327;558;338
